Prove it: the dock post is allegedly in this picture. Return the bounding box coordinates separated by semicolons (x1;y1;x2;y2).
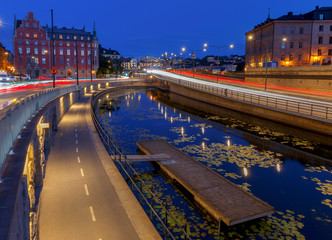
218;218;222;239
150;197;153;219
164;203;168;238
139;182;142;204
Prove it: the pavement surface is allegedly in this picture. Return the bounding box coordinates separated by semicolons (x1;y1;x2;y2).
39;95;159;240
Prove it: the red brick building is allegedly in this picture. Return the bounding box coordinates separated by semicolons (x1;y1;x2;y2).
13;12;99;78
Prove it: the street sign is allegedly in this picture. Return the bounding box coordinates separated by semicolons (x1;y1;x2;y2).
50;67;58;74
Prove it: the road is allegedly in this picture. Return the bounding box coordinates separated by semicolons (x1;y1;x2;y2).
39;97;140;240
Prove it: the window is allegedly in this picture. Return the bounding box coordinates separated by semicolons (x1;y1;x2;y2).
59;42;63;46
19;47;23;54
67;42;70;46
291;28;295;34
42;49;46;55
67;58;71;65
320;14;324;20
290;54;294;60
54;49;56;55
42;58;46;64
34;58;39;64
34;33;37;38
88;44;91;47
41;41;45;45
26;40;30;44
74;50;77;56
26;47;30;54
18;40;22;44
81;58;84;64
19;56;23;64
74;36;77;40
87;37;90;40
281;55;285;61
34;41;38;45
330;25;332;31
290;42;294;48
81;50;85;56
81;43;84;47
67;49;71;55
82;69;85;74
42;69;46;74
26;33;29;38
281;42;286;49
300;28;304;34
81;36;84;40
67;35;70;39
299;42;303;48
59;35;63;39
319;25;324;31
298;55;302;61
87;50;91;56
34;48;38;54
25;23;29;27
329;49;332;56
41;34;43;37
60;49;63;55
282;28;286;34
27;57;31;64
318;49;322;56
330;37;332;44
60;57;64;65
318;37;323;44
88;59;91;65
94;50;97;56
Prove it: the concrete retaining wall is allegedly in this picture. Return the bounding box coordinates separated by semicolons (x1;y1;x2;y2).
169;83;332;136
245;66;332;92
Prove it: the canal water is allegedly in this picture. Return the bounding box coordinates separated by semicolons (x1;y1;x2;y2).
96;88;332;240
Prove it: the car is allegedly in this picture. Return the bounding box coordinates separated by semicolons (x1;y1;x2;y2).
22;74;31;80
0;73;16;82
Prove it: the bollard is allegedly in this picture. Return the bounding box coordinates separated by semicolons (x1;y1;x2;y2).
164;202;168;238
217;218;222;239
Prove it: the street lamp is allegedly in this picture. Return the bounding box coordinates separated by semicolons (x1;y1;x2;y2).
203;43;234;82
181;47;205;78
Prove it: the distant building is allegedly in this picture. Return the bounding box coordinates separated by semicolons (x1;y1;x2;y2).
121;57;138;71
99;45;120;59
139;57;163;69
13;12;99;78
0;42;14;73
245;6;332;68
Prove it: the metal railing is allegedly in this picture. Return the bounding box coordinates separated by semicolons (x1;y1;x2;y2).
156;75;332;122
91;93;192;240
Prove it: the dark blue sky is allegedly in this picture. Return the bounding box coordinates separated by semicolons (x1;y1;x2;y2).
0;0;330;58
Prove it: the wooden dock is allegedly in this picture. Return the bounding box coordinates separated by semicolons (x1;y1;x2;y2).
137;139;274;226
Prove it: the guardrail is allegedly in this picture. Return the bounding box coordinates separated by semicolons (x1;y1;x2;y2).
91;91;192;240
156;75;332;122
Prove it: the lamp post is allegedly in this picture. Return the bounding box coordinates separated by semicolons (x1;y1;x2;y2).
51;9;55;88
75;40;79;85
203;43;234;82
181;47;206;78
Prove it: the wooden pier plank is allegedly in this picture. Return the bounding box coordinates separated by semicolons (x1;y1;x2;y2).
137;139;274;226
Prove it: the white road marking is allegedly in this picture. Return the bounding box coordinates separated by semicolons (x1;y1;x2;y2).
76;133;78;138
76;147;78;153
75;124;77;127
77;156;81;163
80;168;84;177
76;140;78;144
84;184;90;196
89;206;96;222
75;128;77;132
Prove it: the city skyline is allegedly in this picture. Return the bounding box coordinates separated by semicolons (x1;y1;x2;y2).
1;0;331;58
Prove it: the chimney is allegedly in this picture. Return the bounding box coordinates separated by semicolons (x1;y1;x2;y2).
288;11;293;16
316;6;319;10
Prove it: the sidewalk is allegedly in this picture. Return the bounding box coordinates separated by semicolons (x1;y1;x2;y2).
39;96;160;240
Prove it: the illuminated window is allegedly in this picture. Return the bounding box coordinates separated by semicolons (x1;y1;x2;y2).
60;49;63;55
87;50;91;56
88;44;91;47
67;42;70;46
81;36;84;40
81;43;84;47
26;40;30;44
34;33;37;38
26;47;30;54
67;49;70;55
81;50;84;56
35;58;39;64
74;50;77;56
26;33;30;38
42;49;46;55
59;42;63;46
19;47;23;54
281;42;286;49
81;58;84;64
34;48;38;54
74;36;77;40
59;35;63;39
34;41;38;45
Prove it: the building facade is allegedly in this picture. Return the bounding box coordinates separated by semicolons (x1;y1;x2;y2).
0;42;14;73
99;45;120;59
13;12;99;78
245;6;332;68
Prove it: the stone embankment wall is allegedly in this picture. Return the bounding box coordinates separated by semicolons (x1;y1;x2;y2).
245;66;332;92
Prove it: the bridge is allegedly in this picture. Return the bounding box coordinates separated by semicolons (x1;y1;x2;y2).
0;72;331;239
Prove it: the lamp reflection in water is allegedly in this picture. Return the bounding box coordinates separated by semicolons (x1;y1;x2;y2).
243;167;248;177
188;116;190;122
277;164;281;172
170;117;173;123
202;142;205;149
227;139;231;147
150;96;153;100
173;108;176;113
202;126;205;134
179;113;182;118
109;111;111;117
164;111;167;120
181;127;184;136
